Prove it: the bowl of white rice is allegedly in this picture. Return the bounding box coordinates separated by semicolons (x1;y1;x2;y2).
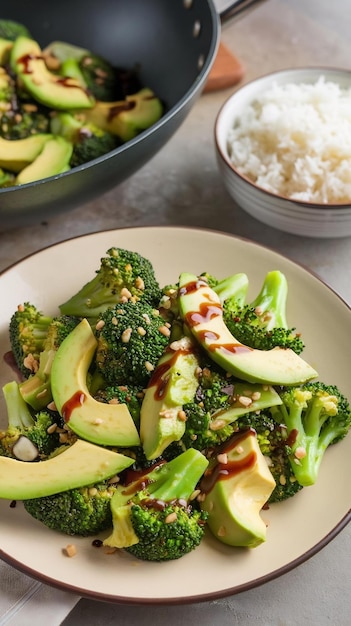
215;67;351;238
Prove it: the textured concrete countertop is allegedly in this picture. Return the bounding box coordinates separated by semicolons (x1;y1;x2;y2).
0;1;350;624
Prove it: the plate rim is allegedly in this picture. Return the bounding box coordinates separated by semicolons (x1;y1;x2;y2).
0;224;350;605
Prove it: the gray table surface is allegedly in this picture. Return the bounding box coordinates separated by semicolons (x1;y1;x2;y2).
0;1;350;624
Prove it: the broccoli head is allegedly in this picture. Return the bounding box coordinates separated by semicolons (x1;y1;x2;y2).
0;19;31;41
59;247;162;320
223;270;304;354
236;412;303;503
19;315;80;411
50;112;119;167
103;448;209;561
9;302;53;378
95;300;170;387
24;480;118;536
0;381;60;461
95;383;144;428
269;382;351;487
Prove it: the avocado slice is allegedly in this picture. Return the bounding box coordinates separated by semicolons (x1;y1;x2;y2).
0;134;53;173
51;318;140;447
178;273;318;385
11;35;95;110
140;336;200;460
0;439;133;500
199;430;276;547
16;136;73;184
81;88;163;142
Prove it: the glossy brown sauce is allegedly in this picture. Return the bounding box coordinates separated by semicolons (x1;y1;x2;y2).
148;347;193;401
61;390;86;422
200;429;257;494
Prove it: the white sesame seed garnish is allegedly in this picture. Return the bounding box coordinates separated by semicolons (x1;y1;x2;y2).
159;325;171;337
165;512;177;524
238;395;253;407
95;319;105;330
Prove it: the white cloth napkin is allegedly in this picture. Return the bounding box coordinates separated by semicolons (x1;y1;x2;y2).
0;561;79;626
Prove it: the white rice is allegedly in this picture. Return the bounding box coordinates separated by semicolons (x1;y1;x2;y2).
227;77;351;204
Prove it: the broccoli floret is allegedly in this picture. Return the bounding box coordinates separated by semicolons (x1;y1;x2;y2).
103;448;208;561
0;20;31;41
43;40;118;101
50;112;119;167
181;365;282;454
236;412;303;503
70;124;119;167
223;270;304;354
0;381;60;460
95;301;170;387
95;384;144;428
23;480;118;536
269;382;351;487
0;104;50;140
0;167;15;187
9;302;53;378
59;247;162;320
19;315;80;410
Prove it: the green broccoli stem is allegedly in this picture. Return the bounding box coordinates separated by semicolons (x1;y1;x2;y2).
2;380;34;429
213;273;249;305
250;270;289;330
270;392;344;487
146;448;209;501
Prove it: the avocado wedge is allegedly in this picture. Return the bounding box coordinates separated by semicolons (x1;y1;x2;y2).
11;35;95;110
178;273;318;385
51;318;140;447
0;439;133;500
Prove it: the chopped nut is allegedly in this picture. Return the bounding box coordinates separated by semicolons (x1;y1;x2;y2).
121;287;132;299
251;391;261;401
189;489;201;501
279;474;287;485
144;361;155;372
95;319;105;330
121;327;132;343
177;409;187;422
135;276;145;290
209;419;226;431
165;512;177;523
88;487;98;497
158;325;171;337
63;544;77;557
46;423;57;434
137;326;147;336
238;395;253;407
216;453;228;465
295;446;306;459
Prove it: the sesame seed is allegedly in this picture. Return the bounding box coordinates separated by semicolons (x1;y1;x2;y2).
251;391;261;401
88;487;98;496
144;361;154;372
46;423;57;434
92;418;103;425
95;319;105;330
165;512;177;524
137;326;147;336
279;474;287;485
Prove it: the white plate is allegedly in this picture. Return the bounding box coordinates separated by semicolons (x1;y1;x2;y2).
0;226;350;604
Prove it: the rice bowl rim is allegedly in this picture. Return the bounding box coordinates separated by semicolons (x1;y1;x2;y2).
215;66;351;212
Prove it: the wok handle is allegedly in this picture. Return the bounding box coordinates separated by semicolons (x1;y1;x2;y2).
217;0;267;21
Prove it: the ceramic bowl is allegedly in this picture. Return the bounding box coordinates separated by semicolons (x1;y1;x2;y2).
215;67;351;238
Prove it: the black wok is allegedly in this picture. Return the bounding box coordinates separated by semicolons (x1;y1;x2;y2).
0;0;264;229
